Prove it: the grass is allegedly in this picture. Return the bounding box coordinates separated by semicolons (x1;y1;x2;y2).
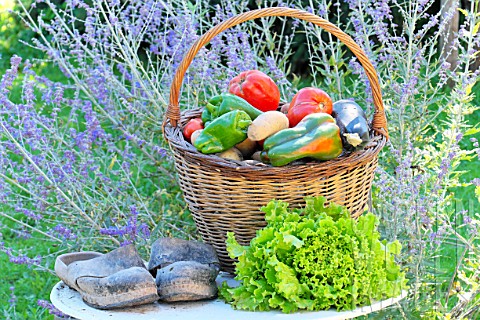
0;228;57;319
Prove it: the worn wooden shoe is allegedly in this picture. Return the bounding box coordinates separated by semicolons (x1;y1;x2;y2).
76;266;159;309
156;261;218;302
55;244;158;309
148;238;220;276
55;251;103;291
66;244;146;283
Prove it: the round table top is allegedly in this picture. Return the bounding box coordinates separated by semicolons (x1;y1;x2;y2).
51;273;406;320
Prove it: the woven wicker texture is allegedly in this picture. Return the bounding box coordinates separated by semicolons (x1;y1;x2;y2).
163;7;388;273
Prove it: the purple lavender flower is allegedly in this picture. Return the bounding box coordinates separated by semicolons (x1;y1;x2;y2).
463;215;472;225
265;57;288;85
99;204;147;242
53;224;77;240
9;286;16;306
11;228;32;240
1;247;42;266
37;300;66;317
470;138;479;148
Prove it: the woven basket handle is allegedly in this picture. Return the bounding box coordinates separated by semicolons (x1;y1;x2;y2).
166;7;388;138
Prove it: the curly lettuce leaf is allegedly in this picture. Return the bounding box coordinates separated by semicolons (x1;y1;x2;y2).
261;199;290;223
304;196;350;221
223;196;408;313
226;232;246;259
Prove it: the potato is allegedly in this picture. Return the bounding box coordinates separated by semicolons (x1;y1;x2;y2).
247;111;289;141
216;147;243;161
235;138;257;157
251;151;263;162
190;129;203;145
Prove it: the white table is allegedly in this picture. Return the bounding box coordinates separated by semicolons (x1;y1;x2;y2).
51;273;406;320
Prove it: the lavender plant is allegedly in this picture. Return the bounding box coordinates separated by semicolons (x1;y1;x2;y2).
3;0;295;249
0;55;193;253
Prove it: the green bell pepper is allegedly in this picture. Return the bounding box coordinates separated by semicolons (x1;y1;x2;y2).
205;93;263;121
261;113;343;166
194;110;252;154
201;107;212;125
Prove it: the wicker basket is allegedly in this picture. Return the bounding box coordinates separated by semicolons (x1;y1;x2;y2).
163;7;389;273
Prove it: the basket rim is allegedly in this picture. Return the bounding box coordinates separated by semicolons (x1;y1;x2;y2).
164;108;386;173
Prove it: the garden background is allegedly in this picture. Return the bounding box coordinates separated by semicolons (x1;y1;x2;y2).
0;0;479;319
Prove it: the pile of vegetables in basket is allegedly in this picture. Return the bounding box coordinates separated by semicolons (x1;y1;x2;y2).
182;70;371;166
220;196;408;313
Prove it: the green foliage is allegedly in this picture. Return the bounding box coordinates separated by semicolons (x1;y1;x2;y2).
0;1;40;71
221;196;407;313
0;225;56;320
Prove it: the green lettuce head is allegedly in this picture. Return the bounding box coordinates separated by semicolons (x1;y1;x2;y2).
221;196;408;313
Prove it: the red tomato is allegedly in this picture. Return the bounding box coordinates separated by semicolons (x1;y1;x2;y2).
228;70;280;112
287;87;333;127
183;118;203;142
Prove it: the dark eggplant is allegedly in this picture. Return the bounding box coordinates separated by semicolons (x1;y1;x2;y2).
332;99;370;151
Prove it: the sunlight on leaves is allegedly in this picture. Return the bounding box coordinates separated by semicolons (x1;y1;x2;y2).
0;0;15;12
